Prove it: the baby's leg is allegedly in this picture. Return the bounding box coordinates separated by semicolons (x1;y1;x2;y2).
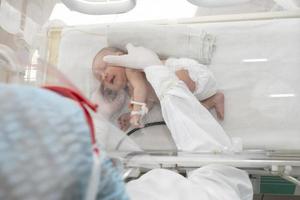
201;92;224;120
175;69;196;93
175;69;224;120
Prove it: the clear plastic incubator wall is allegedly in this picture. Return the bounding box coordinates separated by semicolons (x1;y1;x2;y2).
1;0;300;197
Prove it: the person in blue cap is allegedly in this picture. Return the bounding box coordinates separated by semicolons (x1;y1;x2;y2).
0;83;129;200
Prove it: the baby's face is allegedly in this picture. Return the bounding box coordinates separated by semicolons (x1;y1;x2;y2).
93;51;127;92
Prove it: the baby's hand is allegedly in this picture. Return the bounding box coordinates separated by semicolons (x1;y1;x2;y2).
118;113;131;131
130;114;144;128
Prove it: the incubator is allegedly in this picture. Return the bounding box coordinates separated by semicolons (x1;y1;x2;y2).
1;0;300;198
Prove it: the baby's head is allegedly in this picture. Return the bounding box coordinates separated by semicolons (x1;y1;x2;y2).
92;47;127;93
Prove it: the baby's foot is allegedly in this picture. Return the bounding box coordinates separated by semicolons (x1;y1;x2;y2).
212;92;225;120
118;112;131;131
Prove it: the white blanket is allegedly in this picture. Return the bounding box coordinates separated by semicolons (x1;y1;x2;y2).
107;24;216;64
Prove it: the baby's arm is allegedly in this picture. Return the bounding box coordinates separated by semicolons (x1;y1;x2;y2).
125;69;148;127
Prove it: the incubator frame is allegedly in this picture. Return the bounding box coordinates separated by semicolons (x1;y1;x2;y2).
114;150;300;186
42;8;300;190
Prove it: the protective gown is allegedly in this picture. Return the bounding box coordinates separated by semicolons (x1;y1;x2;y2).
126;65;253;200
0;84;128;200
127;165;253;200
144;65;233;152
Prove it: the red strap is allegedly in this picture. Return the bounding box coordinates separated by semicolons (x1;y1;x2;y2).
43;85;99;155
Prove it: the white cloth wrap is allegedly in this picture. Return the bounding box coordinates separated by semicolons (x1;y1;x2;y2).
144;65;233;152
107;24;216;65
165;57;217;101
126;165;253;200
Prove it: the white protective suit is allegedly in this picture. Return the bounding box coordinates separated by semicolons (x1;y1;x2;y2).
144;65;232;152
126;165;253;200
104;44;234;152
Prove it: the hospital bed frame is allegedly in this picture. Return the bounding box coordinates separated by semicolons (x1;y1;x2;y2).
43;9;300;189
112;150;300;188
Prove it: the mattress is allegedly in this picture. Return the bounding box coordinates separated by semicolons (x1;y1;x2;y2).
56;18;300;151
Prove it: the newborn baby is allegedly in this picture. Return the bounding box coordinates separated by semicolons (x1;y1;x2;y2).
92;47;224;131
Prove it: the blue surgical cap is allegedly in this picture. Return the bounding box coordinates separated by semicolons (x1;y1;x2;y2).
0;84;129;200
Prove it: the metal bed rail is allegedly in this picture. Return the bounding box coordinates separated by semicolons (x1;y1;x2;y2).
109;150;300;186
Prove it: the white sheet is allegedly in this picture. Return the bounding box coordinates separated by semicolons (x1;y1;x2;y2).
197;18;300;150
56;18;300;151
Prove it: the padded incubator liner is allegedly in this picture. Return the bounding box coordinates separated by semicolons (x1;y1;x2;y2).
57;18;300;151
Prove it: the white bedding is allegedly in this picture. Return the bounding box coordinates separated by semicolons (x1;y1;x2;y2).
56;18;300;151
198;18;300;150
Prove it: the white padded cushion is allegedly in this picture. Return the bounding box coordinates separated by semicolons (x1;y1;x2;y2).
57;19;300;151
